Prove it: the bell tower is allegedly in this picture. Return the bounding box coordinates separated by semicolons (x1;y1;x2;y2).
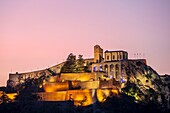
94;45;103;63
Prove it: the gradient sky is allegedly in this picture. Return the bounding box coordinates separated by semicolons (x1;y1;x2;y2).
0;0;170;86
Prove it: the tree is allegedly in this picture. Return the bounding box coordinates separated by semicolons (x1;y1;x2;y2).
76;55;85;72
0;92;12;104
15;89;39;103
61;53;91;73
61;53;76;73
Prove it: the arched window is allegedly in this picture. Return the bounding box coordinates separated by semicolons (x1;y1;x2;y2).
110;64;114;76
112;55;115;60
104;64;108;75
93;65;97;72
107;56;109;60
100;65;102;71
120;77;125;83
115;64;119;79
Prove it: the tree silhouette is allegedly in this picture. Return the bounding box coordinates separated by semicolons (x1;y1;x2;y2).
61;53;76;73
0;92;12;104
76;55;85;72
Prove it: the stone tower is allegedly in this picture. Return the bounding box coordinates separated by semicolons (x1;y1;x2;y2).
94;45;103;63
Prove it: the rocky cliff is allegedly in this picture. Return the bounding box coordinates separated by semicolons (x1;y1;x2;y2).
121;60;170;109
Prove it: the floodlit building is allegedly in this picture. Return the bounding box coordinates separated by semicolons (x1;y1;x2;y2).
7;45;146;88
6;45;147;106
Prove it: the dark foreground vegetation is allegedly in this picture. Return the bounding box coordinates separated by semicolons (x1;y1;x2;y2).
0;94;169;113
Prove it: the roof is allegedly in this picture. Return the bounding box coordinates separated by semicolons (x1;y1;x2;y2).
104;50;128;53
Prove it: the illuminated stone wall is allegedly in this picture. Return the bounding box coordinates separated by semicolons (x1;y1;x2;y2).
8;62;65;87
80;80;118;89
36;89;95;106
94;45;103;63
60;72;103;82
39;79;120;106
104;51;128;61
100;80;116;88
80;81;100;89
6;93;17;100
0;91;2;98
43;82;70;92
37;91;67;101
0;91;17;103
66;89;96;106
92;61;122;80
97;88;119;102
36;88;119;106
8;59;94;88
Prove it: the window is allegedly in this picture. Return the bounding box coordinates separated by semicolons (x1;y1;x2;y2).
100;65;102;71
121;78;125;83
112;55;115;60
93;65;97;71
107;56;109;60
146;80;148;83
120;55;122;60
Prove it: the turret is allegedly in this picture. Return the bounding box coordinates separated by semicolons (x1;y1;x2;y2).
94;45;103;63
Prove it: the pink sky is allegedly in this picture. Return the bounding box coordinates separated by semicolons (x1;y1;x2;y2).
0;0;170;86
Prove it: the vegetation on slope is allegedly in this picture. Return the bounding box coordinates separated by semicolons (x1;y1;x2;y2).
61;53;90;73
121;60;170;110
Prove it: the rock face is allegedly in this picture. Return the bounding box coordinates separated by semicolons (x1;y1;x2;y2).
121;60;170;109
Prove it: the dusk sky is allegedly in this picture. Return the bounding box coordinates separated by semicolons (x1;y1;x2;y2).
0;0;170;86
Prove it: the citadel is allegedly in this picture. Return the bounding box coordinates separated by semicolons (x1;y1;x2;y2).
6;45;149;106
8;45;146;88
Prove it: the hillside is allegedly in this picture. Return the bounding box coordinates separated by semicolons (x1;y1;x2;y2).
121;60;170;109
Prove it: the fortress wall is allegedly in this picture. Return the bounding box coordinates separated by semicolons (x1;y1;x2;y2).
36;89;95;106
60;73;96;81
100;80;114;88
97;89;119;102
80;81;100;89
80;80;119;89
37;91;67;101
9;74;20;82
43;82;70;92
128;59;147;64
0;92;17;102
6;93;17;100
8;60;94;87
21;69;52;79
49;62;64;74
65;89;95;106
0;91;2;98
8;63;64;87
36;88;119;106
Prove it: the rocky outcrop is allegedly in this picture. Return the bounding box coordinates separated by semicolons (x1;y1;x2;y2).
121;60;170;109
